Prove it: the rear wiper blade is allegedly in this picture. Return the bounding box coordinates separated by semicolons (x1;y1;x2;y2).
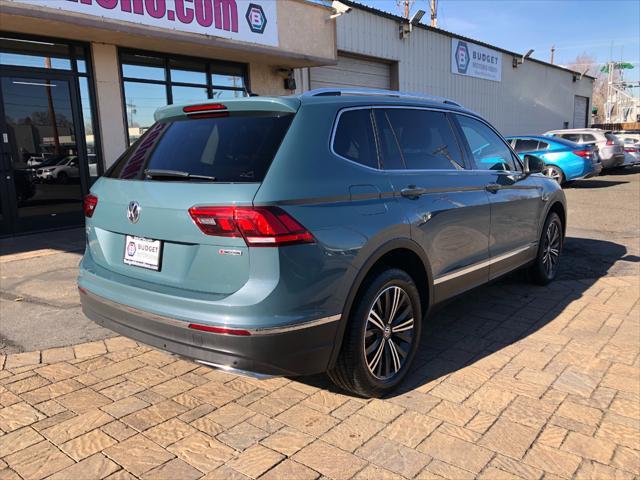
144;169;216;181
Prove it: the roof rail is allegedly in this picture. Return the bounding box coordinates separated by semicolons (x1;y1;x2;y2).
302;88;461;107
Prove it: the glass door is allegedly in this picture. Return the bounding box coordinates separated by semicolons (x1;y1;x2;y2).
0;71;88;234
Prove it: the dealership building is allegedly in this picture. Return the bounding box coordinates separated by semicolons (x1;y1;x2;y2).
0;0;592;237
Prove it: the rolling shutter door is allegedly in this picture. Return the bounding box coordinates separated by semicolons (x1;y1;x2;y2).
310;54;391;90
573;96;588;128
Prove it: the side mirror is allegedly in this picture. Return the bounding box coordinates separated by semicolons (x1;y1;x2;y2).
524;154;544;174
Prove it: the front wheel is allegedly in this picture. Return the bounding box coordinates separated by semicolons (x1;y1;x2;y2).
328;268;422;398
529;212;563;285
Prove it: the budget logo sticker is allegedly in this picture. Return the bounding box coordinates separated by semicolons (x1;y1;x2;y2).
127;241;137;257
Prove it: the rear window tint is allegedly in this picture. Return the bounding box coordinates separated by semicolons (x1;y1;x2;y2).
333;109;378;169
513;139;540;153
558;133;581;142
106;112;294;182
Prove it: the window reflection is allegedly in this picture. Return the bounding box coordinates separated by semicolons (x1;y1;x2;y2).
79;77;100;180
124;82;168;144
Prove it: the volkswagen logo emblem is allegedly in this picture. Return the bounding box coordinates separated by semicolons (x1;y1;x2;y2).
127;201;140;224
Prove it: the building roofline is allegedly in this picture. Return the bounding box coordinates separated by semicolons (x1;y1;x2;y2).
338;0;597;81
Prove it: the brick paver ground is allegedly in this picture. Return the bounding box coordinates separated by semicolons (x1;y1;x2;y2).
1;267;638;479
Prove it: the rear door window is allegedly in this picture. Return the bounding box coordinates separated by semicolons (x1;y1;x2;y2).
374;109;465;170
582;134;597;143
456;115;518;171
513;139;540;153
559;133;581;142
106;112;294;182
333;109;378;169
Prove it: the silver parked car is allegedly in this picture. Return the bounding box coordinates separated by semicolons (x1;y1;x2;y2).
543;128;625;170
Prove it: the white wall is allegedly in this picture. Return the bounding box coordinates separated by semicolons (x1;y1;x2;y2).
314;8;593;136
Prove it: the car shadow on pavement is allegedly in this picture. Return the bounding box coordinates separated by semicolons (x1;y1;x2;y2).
566;179;629;189
296;236;629;398
0;227;85;257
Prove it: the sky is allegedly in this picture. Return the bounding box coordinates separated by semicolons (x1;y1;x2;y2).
359;0;640;96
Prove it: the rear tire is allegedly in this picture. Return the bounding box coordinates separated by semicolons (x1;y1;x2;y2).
528;212;563;285
542;165;564;185
328;268;422;398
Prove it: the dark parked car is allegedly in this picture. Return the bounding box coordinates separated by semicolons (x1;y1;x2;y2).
79;89;566;397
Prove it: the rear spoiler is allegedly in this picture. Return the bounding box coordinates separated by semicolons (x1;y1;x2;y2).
154;97;300;122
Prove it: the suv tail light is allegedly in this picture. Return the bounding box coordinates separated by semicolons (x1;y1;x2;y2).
188;206;315;247
83;194;98;217
606;139;615;146
573;150;592;158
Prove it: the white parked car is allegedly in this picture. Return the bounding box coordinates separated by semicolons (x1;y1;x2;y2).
36;156;80;183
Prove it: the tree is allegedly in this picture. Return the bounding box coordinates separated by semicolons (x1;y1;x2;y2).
567;53;615;124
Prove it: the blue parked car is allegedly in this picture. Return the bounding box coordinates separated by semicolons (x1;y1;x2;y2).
506;135;602;185
79;89;566;397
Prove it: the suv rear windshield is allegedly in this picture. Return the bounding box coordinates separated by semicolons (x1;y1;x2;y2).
106;112;294;182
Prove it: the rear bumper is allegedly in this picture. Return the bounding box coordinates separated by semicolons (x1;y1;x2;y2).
583;162;603;178
601;154;625;169
80;288;340;376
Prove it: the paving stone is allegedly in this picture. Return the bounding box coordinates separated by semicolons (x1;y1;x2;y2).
5;440;74;480
143;417;198;447
101;420;138;442
201;464;250;480
41;347;75;364
476;466;521;480
226;444;284;479
151;378;194;398
60;428;118;461
428;400;476;426
101;396;149;419
0;426;44;457
523;444;581;478
42;408;113;444
217;421;268;451
464;384;516;416
167;432;235;473
379;410;440;448
22;378;84;404
35;363;82;382
260;459;320;480
260;426;315;456
490;454;544;480
428;380;474;403
141;458;204;480
104;434;175;476
418;431;493;473
436;423;482;443
205;402;255;429
0;401;46;432
301;390;349;414
5;374;49;395
247;386;307;417
479;417;539;459
246;413;283;434
34;399;66;417
553;368;599;398
574;460;635;480
466;411;498;434
48;453;121;480
538;424;568;448
611;446;640;476
356;435;429;478
4;352;41;370
99;380;146;401
561;431;616;464
276;404;339;436
596;416;640;449
105;337;139;352
555;400;603;426
358;399;405;423
502;395;556;429
294;441;367;480
321;413;385;452
74;341;107;358
423;459;476;479
121;399;187;431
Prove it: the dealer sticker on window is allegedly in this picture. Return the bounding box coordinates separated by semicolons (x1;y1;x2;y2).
123;235;162;271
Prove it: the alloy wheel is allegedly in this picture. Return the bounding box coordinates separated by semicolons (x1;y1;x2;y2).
542;166;562;184
542;220;561;277
364;286;415;380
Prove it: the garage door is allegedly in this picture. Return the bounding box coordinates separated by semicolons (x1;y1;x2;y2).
310;54;392;90
573;96;588;128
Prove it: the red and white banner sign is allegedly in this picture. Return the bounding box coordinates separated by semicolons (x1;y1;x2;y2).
11;0;278;47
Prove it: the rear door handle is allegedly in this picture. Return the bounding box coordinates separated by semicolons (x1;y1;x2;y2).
400;186;426;199
485;183;501;193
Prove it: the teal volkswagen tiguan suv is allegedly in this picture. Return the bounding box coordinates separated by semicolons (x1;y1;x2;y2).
79;89;566;397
